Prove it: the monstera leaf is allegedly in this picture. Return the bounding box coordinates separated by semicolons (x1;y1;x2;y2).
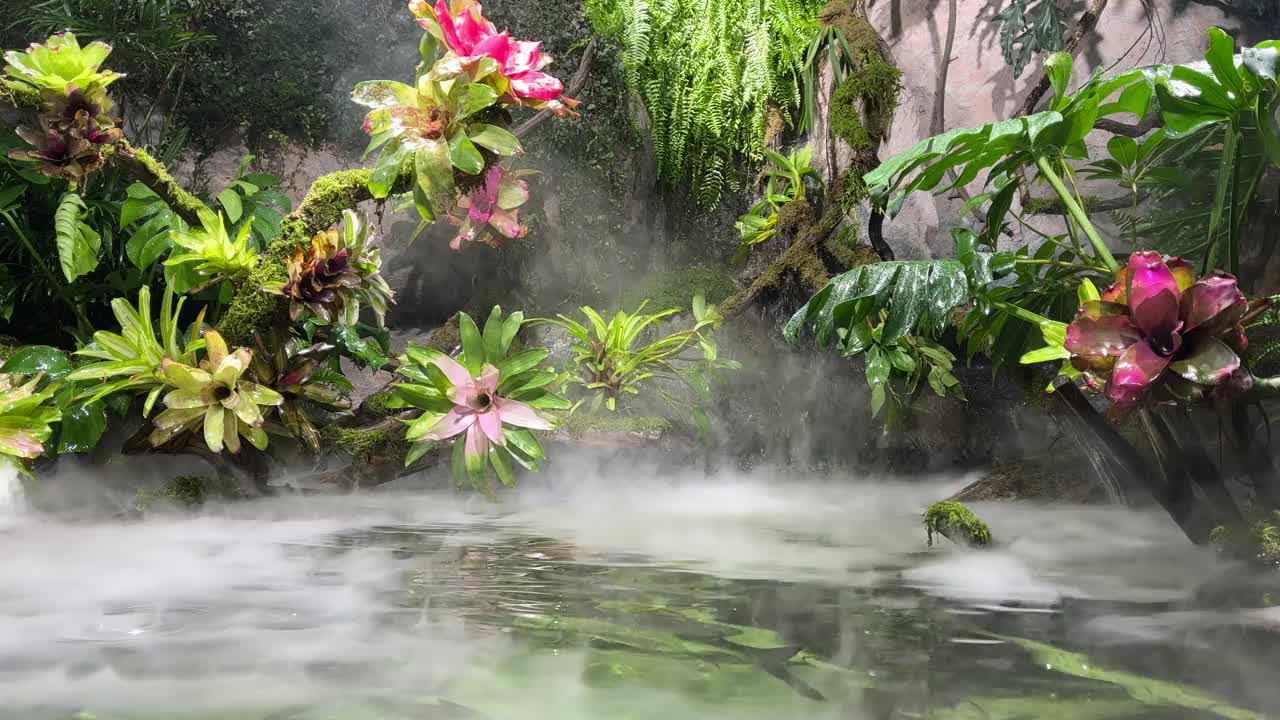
785;260;971;349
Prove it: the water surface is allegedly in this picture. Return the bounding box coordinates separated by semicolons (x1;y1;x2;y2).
1;468;1276;720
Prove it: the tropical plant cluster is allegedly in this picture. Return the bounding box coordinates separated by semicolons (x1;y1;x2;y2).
0;2;593;490
789;29;1280;552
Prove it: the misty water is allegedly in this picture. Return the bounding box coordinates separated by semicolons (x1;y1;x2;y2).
2;465;1278;720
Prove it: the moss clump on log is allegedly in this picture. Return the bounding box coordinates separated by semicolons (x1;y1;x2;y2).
925;500;993;547
217;259;290;345
719;204;843;319
134;475;241;512
0;78;41;108
321;423;407;465
119;144;209;222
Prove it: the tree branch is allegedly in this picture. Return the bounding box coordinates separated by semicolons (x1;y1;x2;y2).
512;38;598;139
1015;0;1110;117
113;142;210;226
1025;191;1147;215
1094;115;1161;137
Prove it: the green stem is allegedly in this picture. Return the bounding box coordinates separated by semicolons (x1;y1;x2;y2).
1248;374;1280;399
1205;122;1240;274
0;209;91;333
990;298;1054;329
1035;155;1118;272
1013;257;1106;272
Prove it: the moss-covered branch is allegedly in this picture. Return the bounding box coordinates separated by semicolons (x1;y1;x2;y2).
113;142;210;226
0;77;40;109
719;204;843;319
924;501;993;547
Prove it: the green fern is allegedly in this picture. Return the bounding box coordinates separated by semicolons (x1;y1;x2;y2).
1247;296;1280;373
590;0;822;205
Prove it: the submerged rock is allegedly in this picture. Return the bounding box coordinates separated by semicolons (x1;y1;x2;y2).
924;501;992;548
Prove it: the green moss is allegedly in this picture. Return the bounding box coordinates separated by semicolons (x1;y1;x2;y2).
288;169;378;240
321;424;407;464
0;335;18;363
924;500;993;547
774;198;814;237
134;475;240;512
217;260;289;345
425;315;463;355
558;413;673;438
0;78;40;109
361;390;397;418
621;268;741;312
125;144;208;218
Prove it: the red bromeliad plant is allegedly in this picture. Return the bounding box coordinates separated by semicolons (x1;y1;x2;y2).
354;0;576;244
1028;251;1251;414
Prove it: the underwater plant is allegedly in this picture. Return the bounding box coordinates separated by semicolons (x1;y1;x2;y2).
393;307;568;493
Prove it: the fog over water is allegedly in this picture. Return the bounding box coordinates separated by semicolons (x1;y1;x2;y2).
1;460;1274;719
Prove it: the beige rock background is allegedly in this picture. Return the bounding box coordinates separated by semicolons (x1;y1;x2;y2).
863;0;1261;258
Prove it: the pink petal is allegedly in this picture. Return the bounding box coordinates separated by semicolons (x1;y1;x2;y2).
430;353;474;387
1064;302;1141;358
1180;272;1246;335
509;71;564;100
488;208;523;239
477;364;500;393
465;423;490;463
494;397;553;430
504;40;542;75
424;408;476;441
435;0;465;53
455;4;497;54
472;31;510;63
1126;252;1182;338
476;408;506;445
1107;340;1172;407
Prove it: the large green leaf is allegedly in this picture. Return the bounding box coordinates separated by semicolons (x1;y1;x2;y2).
54;192;101;283
1;346;72;379
784;260;969;347
414;139;455;213
56;400;107;454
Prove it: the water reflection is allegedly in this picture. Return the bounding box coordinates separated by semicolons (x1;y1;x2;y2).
0;476;1273;719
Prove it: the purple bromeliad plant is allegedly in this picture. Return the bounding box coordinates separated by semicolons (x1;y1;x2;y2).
1064;251;1250;412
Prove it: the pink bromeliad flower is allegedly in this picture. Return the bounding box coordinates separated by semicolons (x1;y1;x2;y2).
419;355;552;463
409;0;577;112
1065;251;1249;410
449;165;529;250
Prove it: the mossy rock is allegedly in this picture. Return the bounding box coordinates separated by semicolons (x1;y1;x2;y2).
134;475;243;512
924;501;993;547
321;423;408;466
360;390;398;418
621;268;741;313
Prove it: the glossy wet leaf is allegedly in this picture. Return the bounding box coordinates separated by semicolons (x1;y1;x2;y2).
1;346;72;379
